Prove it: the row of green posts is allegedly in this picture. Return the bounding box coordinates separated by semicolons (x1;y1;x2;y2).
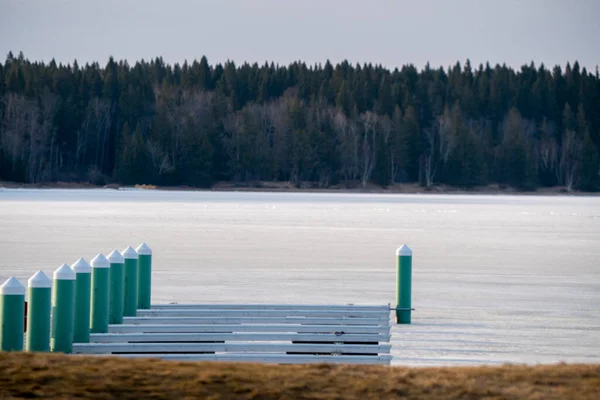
0;243;152;353
1;242;414;354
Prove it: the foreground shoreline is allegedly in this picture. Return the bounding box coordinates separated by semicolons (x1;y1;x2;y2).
0;353;598;399
1;180;599;196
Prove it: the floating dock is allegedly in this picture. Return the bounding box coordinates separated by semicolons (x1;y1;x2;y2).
0;243;413;366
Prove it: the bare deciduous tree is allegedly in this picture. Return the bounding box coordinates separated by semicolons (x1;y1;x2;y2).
359;111;378;187
560;130;583;191
333;109;359;182
147;139;172;176
423;108;452;188
77;97;111;172
223;111;244;180
538;121;559;182
38;87;59;179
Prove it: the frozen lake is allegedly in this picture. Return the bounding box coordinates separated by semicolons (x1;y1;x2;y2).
1;188;599;366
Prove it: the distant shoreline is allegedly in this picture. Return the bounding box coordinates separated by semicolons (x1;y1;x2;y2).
2;180;599;196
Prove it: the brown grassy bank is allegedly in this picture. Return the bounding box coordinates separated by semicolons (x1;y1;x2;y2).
0;353;599;400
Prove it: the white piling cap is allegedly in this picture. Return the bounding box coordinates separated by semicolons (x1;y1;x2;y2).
135;242;152;255
54;263;76;280
121;246;138;259
28;270;52;288
90;253;110;268
108;250;125;264
396;244;413;256
72;258;91;274
0;276;26;295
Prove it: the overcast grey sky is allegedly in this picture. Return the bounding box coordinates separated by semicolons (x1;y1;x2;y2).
1;0;598;71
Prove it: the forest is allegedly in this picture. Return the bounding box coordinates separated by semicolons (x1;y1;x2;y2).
1;51;599;191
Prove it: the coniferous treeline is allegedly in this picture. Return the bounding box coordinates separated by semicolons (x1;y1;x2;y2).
1;51;599;191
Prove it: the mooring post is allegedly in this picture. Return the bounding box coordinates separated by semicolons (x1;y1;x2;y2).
26;271;52;352
122;246;138;317
72;258;91;343
136;242;152;310
90;253;110;333
51;264;76;353
108;250;125;324
0;277;26;351
396;244;412;324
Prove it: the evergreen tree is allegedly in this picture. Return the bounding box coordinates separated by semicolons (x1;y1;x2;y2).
117;123;149;184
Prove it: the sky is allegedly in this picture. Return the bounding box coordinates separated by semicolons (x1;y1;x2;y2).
1;0;598;71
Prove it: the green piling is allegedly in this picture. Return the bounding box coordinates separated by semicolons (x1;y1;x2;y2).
136;242;152;310
26;271;52;352
122;246;138;317
108;250;125;324
90;254;110;333
395;244;413;324
72;258;91;343
0;277;26;352
51;264;75;353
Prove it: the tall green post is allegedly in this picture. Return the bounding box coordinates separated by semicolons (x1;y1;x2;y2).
0;277;25;352
72;258;91;343
51;264;75;353
395;244;413;324
136;242;152;310
108;250;125;324
90;253;110;333
122;246;138;317
26;271;52;352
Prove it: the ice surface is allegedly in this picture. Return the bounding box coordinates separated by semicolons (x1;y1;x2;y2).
0;189;598;365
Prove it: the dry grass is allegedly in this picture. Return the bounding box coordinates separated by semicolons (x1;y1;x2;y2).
0;353;599;399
